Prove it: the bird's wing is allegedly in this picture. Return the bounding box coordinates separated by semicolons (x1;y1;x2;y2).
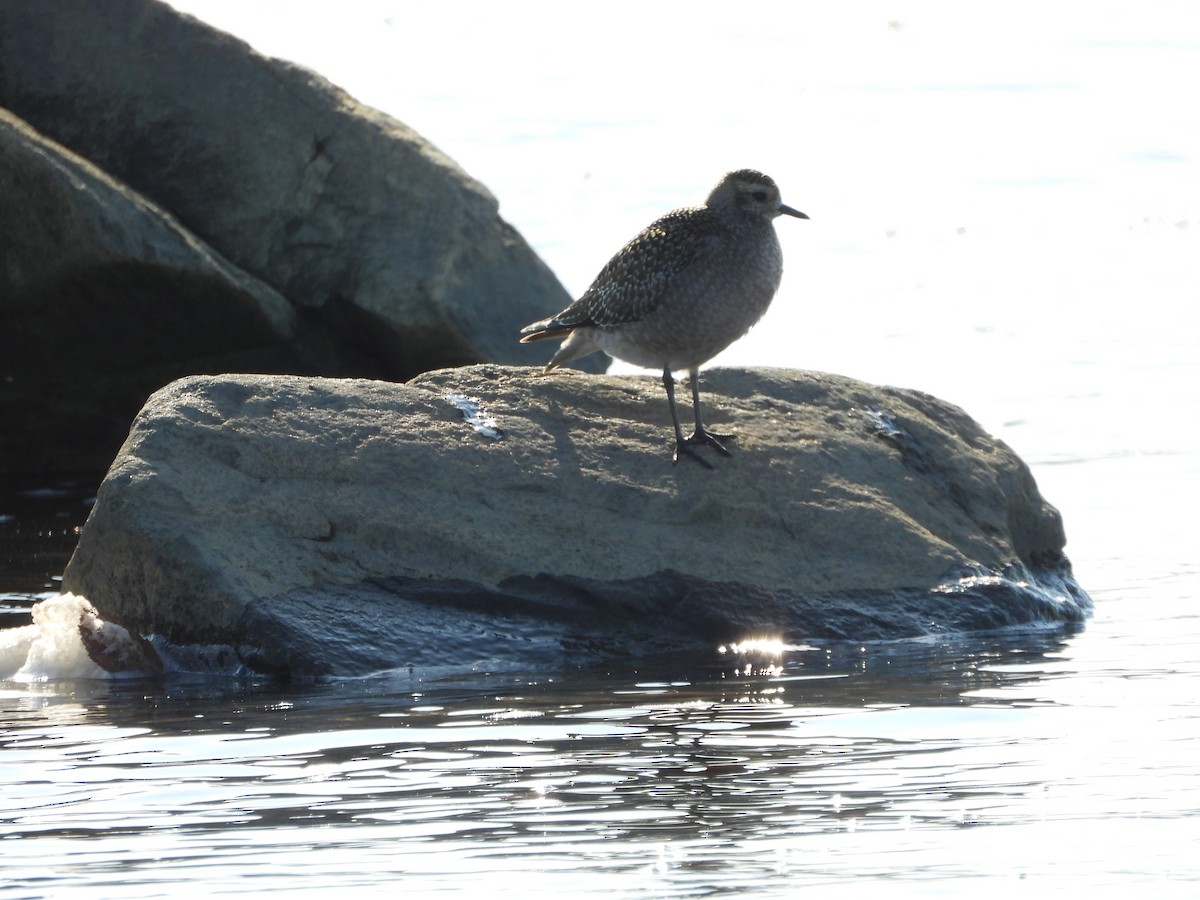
575;207;715;327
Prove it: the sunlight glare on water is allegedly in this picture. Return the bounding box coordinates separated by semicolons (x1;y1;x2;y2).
2;617;1198;895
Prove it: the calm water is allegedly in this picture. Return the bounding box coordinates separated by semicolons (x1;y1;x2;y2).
4;1;1199;895
1;593;1196;895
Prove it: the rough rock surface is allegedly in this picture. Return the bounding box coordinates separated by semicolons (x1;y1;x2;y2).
0;0;593;473
62;366;1091;677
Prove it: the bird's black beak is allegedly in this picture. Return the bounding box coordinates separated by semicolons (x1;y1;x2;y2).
780;204;809;219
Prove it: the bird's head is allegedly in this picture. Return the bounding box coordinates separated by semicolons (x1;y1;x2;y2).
709;169;809;221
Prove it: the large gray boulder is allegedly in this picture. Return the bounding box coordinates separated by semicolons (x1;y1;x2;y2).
61;366;1091;677
0;0;593;474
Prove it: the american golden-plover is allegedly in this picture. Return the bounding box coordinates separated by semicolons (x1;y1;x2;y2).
520;169;807;468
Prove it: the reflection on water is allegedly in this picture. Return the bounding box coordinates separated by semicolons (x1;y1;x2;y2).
4;614;1197;895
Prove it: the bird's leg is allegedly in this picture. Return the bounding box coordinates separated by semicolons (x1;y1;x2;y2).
663;367;713;469
687;369;734;454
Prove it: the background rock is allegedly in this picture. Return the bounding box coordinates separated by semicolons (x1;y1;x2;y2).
0;0;595;474
61;366;1091;677
0;109;318;472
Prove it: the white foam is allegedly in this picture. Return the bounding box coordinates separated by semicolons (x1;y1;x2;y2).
0;624;39;679
2;594;110;681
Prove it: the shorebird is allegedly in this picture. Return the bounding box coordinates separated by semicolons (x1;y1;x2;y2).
520;169;807;468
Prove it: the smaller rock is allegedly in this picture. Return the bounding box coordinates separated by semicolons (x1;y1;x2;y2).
78;600;164;676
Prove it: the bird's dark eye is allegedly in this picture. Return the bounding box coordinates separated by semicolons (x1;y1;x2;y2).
752;190;768;201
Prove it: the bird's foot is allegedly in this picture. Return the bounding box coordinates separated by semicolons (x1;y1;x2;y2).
672;428;734;468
